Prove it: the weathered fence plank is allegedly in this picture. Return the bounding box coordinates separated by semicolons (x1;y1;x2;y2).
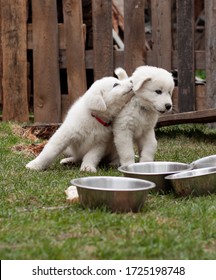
1;0;214;125
205;0;216;110
196;85;206;111
177;0;195;112
151;0;172;71
27;26;206;71
0;2;2;106
63;0;86;110
124;0;145;75
92;0;113;80
1;0;29;122
32;0;61;123
157;108;216;128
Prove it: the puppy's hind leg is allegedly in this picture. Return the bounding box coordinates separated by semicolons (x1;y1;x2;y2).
60;156;77;165
80;144;107;173
26;125;72;170
60;146;79;165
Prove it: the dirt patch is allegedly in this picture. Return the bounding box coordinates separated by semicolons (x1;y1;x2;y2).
12;123;59;140
12;142;47;156
11;124;56;156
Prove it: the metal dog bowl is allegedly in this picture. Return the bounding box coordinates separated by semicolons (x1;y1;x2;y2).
165;167;216;196
118;161;191;193
191;155;216;169
70;176;155;212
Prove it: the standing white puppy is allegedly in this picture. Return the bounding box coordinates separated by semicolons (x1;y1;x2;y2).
113;66;175;166
26;76;133;172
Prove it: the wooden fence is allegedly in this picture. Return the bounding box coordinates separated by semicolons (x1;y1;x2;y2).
0;0;216;124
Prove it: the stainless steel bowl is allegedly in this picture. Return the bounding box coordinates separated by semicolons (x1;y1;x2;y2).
70;176;155;212
165;167;216;196
118;161;191;193
191;155;216;169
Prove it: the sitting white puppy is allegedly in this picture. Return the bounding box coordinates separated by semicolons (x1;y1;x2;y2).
26;76;133;172
113;65;174;166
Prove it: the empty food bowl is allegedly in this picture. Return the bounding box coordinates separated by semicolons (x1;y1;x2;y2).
70;176;155;212
118;161;191;193
191;155;216;169
165;167;216;196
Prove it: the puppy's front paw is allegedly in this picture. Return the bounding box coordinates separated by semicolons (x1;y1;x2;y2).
80;165;97;173
26;159;44;171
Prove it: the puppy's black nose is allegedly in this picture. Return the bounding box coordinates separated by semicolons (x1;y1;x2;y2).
165;103;172;111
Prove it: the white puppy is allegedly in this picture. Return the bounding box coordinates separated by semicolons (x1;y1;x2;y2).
113;65;174;166
26;76;133;172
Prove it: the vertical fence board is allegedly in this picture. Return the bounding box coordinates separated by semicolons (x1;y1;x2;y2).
151;0;172;71
1;0;29;121
196;85;206;111
177;0;195;112
205;0;216;110
92;0;113;80
0;1;2;106
63;0;86;108
124;0;145;75
32;0;61;123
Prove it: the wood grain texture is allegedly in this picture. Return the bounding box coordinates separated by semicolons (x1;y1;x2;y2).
151;0;172;71
196;85;206;111
63;0;86;108
177;0;195;112
157;109;216;128
0;1;2;105
205;0;216;109
32;0;61;123
124;0;145;75
92;0;113;80
1;0;29;121
27;26;206;70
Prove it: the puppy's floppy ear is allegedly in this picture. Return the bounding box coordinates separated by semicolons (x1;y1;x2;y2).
133;77;151;92
87;90;107;112
115;67;128;80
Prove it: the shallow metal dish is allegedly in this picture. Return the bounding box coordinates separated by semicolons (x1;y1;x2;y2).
118;161;191;193
191;155;216;169
165;167;216;196
70;176;155;212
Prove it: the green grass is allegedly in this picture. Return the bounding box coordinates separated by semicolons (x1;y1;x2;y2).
196;69;206;81
0;122;216;260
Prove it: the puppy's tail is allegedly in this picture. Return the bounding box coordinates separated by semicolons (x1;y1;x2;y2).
115;67;128;80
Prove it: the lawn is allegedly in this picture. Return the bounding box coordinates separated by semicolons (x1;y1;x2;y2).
0;122;216;260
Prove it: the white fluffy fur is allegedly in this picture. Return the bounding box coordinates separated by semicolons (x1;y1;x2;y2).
113;65;175;166
26;77;133;172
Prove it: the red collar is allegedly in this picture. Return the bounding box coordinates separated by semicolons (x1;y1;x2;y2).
91;113;111;127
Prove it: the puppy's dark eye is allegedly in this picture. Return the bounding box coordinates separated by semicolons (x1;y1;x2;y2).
155;90;162;95
113;83;120;87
